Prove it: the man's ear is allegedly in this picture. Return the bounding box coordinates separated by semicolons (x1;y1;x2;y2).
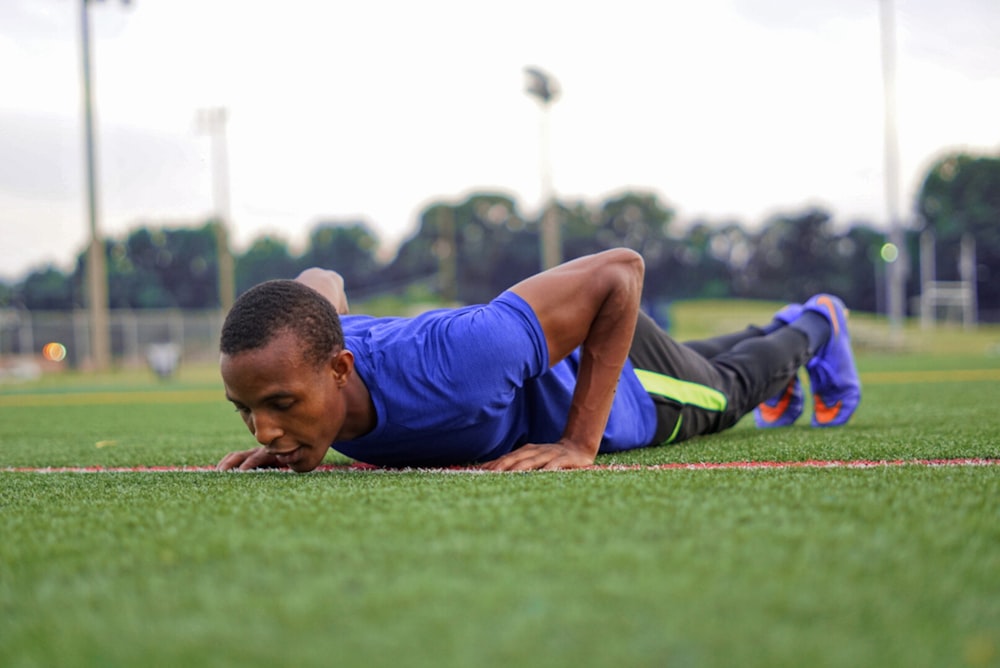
330;349;354;386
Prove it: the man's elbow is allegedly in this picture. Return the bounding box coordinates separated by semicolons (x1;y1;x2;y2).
295;268;350;314
296;267;341;283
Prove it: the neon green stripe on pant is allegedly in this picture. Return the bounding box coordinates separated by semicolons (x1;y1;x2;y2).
632;368;728;444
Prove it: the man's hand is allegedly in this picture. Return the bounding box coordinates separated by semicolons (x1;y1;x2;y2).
480;441;597;472
216;446;281;471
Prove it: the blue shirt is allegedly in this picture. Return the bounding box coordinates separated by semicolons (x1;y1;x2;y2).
333;291;658;467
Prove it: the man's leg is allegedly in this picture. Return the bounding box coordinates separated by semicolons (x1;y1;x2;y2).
682;327;767;360
663;304;810;429
681;303;803;360
628;311;814;444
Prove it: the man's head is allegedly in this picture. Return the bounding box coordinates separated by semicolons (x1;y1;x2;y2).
219;280;352;472
220;279;343;367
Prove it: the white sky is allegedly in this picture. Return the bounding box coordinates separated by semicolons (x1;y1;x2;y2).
1;0;998;281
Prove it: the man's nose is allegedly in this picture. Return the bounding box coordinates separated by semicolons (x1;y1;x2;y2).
251;413;283;446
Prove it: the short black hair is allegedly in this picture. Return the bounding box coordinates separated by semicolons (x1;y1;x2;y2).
220;280;343;367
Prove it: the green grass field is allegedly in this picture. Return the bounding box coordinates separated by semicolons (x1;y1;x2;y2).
2;302;999;667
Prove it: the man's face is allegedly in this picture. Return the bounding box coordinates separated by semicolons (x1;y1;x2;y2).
221;329;346;472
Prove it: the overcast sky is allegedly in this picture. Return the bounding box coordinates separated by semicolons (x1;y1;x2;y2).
1;0;998;281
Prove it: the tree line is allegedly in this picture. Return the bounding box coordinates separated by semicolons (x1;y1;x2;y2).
2;151;998;320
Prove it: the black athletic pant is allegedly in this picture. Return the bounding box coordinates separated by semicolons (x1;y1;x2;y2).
627;311;812;445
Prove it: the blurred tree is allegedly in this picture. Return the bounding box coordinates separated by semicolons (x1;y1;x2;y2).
380;205;444;295
709;222;754;298
742;208;842;303
14;187;952;316
451;193;534;303
108;224;219;308
301;221;382;293
917;152;1000;314
235;236;298;295
835;223;886;313
560;201;603;259
597;192;673;252
16;266;76;310
119;228;180;308
591;192;681;303
166;223;221;308
383;193;535;304
918;153;1000;242
670;222;730;300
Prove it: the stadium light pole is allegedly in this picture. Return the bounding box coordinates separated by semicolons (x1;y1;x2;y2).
524;66;561;270
79;0;129;371
879;0;905;335
196;108;236;314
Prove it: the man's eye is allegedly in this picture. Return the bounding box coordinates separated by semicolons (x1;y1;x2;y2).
273;402;294;411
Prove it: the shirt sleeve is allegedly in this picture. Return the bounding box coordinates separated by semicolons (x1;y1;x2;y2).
431;291;549;394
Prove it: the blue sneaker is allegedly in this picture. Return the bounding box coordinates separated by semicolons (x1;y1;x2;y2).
771;303;804;327
802;294;861;427
754;303;804;428
754;374;804;427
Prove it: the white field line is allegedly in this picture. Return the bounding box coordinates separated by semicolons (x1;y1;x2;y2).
4;458;999;474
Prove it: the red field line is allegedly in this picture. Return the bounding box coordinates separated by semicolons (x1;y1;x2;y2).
4;458;999;473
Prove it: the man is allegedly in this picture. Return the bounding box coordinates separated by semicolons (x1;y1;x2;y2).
217;248;860;473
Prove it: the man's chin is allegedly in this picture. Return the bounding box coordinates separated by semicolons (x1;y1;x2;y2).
283;444;331;472
287;453;322;473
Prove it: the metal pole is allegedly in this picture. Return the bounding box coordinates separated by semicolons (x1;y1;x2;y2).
880;0;905;335
437;205;457;302
960;234;978;329
198;108;236;313
524;67;561;270
919;228;935;329
80;0;111;370
538;103;561;270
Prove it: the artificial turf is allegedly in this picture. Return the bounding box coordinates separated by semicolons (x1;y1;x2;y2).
1;305;999;667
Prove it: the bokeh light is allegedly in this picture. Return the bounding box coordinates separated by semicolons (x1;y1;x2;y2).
880;243;899;263
42;342;67;362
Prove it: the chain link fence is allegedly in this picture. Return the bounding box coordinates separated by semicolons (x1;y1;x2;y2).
0;308;223;372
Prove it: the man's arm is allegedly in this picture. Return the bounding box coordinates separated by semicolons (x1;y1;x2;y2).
295;268;350;314
481;248;644;471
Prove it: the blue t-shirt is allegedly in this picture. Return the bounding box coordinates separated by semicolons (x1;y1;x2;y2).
333;291;658;467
